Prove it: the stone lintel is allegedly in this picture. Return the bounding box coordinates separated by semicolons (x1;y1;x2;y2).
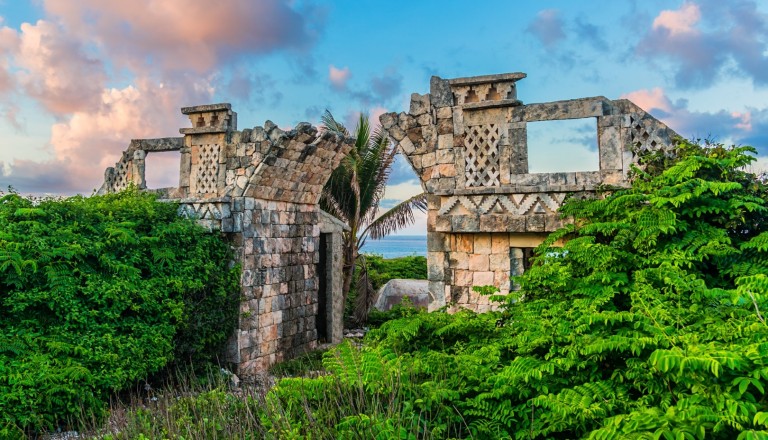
129;137;184;152
181;103;232;114
180;127;230;135
448;72;527;86
461;99;523;111
517;96;613;121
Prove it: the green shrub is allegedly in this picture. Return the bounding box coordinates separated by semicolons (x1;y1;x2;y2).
264;140;768;439
361;255;428;291
0;189;239;433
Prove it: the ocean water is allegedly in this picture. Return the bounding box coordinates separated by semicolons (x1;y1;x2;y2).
360;235;427;259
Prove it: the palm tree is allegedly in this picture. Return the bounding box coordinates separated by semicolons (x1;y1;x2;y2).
320;110;426;323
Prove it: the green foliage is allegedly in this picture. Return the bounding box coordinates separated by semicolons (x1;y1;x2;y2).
0;189;239;433
362;255;428;291
264;140;768;438
320;111;426;323
352;254;427;326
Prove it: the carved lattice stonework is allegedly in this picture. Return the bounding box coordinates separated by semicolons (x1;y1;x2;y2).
195;144;220;194
628;115;664;152
465;124;500;187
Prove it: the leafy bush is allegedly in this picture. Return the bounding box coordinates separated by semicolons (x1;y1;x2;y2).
264;140;768;438
361;254;428;291
0;189;239;433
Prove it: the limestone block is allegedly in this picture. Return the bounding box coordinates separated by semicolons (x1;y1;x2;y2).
454;269;473;286
469;254;489;271
435;215;451;232
399;137;416;155
427;232;449;252
473;271;494;287
456;234;473;252
410;93;430;116
437;107;452;119
436;147;455;164
417;113;432;126
474;234;491;254
437;118;453;135
526;215;545;232
490;253;508;271
479;214;506;232
449;251;469;269
491;234;510;253
599;125;622;170
398;113;417;131
430;76;453;108
422;152;437;168
437;134;454;150
451;215;479;232
380;112;397;129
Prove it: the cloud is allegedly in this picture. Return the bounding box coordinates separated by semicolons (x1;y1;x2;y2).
329;64;351;90
652;2;701;36
1;76;213;194
0;21;17;94
527;9;566;47
224;70;281;110
40;0;319;73
0;1;327;194
636;0;768;88
574;18;608;51
621;87;673;113
14;20;106;114
1;103;24;132
621;87;768;155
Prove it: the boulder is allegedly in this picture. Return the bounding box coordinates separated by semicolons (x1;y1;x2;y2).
373;279;430;311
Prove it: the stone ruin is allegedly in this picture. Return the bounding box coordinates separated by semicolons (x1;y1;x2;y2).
99;104;352;374
98;72;680;373
380;72;679;312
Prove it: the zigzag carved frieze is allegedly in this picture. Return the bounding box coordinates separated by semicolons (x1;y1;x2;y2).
179;202;224;220
438;193;568;216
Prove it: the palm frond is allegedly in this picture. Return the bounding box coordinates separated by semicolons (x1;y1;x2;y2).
321;109;349;137
319;187;350;224
363;192;427;240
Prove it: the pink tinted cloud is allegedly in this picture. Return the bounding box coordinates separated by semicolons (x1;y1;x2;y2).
0;20;19;94
1;76;213;194
15;20;106;114
621;87;765;151
41;0;317;73
636;1;768;88
652;2;701;36
621;87;673;113
329;65;351;90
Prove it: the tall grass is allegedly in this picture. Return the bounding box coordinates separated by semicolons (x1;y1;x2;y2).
72;346;449;440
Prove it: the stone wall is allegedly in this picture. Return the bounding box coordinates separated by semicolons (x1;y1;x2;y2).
381;73;678;312
100;104;352;375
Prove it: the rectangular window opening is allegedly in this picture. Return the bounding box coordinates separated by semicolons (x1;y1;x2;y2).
526;119;599;173
144;150;181;189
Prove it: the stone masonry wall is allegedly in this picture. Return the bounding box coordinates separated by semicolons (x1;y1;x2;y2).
381;73;678;312
100;103;352;375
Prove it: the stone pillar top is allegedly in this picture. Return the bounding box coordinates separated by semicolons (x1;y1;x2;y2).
180;102;237;135
447;72;526;86
433;72;527;109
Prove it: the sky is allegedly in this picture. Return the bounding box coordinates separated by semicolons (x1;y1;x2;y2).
0;0;767;235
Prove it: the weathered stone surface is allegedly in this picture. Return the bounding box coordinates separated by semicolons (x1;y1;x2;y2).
379;72;678;313
374;279;430;311
98;104;353;376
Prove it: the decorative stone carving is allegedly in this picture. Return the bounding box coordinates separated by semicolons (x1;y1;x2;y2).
99;103;353;376
380;72;679;313
464;124;500;187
